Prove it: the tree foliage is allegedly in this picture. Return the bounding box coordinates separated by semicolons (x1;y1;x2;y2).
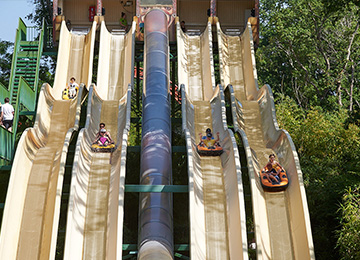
276;100;360;259
1;0;359;259
257;0;360;112
0;40;13;88
336;185;360;260
259;1;360;258
26;0;52;26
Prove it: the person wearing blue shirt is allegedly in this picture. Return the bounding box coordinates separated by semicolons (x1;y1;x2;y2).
199;128;220;148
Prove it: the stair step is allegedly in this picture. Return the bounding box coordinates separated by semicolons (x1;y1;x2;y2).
20;41;39;46
16;63;37;67
16;63;36;66
17;53;37;58
20;44;38;48
15;72;36;76
15;78;35;82
20;45;38;48
14;78;35;82
17;68;36;71
16;63;37;66
14;78;35;81
15;72;35;76
16;64;36;68
17;59;37;62
18;50;37;53
16;69;36;72
17;58;36;61
15;71;36;75
20;48;38;52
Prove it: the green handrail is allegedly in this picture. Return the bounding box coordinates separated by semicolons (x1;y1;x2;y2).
10;77;36;147
34;18;45;95
18;77;36;111
0;128;13;165
0;82;9;101
9;19;25;101
0;78;25;165
0;83;12;165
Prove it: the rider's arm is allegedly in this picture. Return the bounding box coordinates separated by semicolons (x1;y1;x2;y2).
277;161;284;171
106;131;112;140
93;132;100;143
263;162;271;172
215;132;220;142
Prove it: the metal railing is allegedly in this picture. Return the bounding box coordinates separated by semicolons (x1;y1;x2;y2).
43;25;54;51
0;18;44;165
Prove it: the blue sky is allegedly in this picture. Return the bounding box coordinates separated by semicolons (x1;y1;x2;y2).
0;0;35;42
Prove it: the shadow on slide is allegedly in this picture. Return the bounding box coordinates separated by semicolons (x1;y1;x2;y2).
0;20;96;259
63;20;135;259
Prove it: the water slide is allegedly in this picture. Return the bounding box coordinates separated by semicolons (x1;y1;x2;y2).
0;20;96;260
217;21;315;260
63;21;135;260
177;19;248;260
137;10;174;260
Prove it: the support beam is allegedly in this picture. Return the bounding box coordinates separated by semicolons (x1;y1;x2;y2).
53;0;58;20
97;0;102;16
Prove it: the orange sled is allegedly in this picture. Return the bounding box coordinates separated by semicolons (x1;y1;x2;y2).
91;143;115;153
260;169;289;192
196;144;223;156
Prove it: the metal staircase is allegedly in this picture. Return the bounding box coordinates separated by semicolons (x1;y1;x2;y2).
9;19;44;107
0;18;44;166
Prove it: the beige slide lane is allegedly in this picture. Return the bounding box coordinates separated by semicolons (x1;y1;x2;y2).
195;102;229;259
64;21;135;260
0;21;96;260
217;21;315;260
178;19;248;260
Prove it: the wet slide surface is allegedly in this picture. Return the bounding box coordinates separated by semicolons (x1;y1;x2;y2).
242;101;293;259
82;101;118;259
194;102;229;259
64;21;134;259
0;20;96;260
217;21;314;259
187;38;204;98
178;20;247;260
17;101;71;259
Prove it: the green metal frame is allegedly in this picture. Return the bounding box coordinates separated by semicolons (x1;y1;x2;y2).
8;19;24;96
122;244;190;259
0;83;9;101
0;18;44;165
123;180;189;259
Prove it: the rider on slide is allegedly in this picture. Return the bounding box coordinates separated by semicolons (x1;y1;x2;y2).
199;128;220;149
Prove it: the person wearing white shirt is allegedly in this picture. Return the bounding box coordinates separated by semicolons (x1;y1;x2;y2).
1;97;14;132
67;77;79;99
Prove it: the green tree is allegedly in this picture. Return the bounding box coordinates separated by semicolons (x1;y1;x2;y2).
276;101;360;259
0;40;13;88
259;4;360;255
27;0;56;86
336;185;360;260
257;0;360;112
26;0;52;27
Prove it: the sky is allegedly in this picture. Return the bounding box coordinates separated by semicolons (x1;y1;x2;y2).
0;0;36;42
